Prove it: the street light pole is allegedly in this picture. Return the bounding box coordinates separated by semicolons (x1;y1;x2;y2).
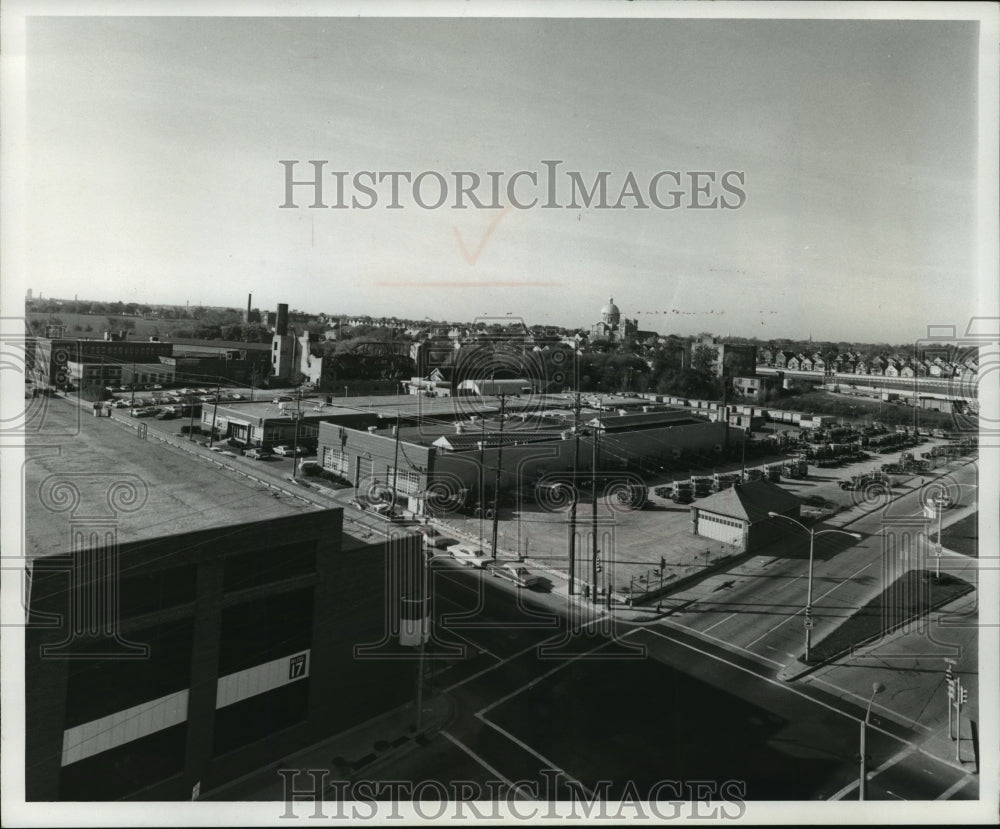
859;682;885;800
767;512;861;663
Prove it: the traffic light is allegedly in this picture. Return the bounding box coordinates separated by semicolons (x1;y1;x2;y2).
660;556;666;571
960;688;968;705
947;677;956;699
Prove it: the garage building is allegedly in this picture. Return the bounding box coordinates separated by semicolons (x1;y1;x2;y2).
689;480;801;552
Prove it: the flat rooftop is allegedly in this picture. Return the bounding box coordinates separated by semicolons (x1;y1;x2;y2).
24;398;326;560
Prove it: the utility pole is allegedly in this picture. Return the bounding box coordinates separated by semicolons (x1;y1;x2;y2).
291;389;302;480
479;413;486;556
568;393;581;594
391;413;401;512
591;397;601;604
208;377;221;448
130;362;136;408
490;393;506;559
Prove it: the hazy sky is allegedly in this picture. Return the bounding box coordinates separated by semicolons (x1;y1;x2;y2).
24;13;983;341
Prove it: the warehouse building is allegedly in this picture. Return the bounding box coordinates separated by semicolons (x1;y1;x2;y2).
200;401;379;448
316;410;729;516
689;480;801;551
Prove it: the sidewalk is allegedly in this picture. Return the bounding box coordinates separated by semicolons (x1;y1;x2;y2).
202;694;454;800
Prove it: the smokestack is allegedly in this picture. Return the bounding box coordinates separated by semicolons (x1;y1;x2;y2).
277;303;289;336
247;293;252;322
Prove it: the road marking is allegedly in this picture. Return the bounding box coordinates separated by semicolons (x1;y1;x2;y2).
808;676;933;734
442;623;503;663
662;617;783;668
477;636;618;716
440;730;528;799
701;612;738;634
744;560;875;649
634;626;914;748
936;774;974;800
474;714;590;796
440;614;606;694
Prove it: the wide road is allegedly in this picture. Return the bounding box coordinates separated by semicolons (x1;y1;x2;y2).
656;457;979;672
361;559;974;803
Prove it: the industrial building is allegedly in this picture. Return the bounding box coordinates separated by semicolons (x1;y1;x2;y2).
32;336;173;390
200;400;380;448
24;405;423;801
316;405;729;516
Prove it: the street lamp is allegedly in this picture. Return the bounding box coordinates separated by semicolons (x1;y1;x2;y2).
404;549;452;731
767;512;862;662
859;681;885;800
930;495;947;578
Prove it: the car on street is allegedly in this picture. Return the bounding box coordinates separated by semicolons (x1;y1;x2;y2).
130;408;155;417
243;447;272;460
272;445;298;456
448;544;489;568
155;411;178;420
414;526;456;550
486;561;545;588
298;459;322;474
272;395;294;403
199;395;216;403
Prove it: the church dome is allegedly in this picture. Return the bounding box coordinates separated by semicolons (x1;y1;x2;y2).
600;297;621;324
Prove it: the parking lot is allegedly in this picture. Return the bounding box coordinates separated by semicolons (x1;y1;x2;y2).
429;436;965;600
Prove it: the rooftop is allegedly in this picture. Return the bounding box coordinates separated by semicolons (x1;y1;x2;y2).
691;480;801;523
25;397;325;559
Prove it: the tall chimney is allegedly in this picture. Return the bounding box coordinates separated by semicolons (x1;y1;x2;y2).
277;303;289;336
247;293;252;323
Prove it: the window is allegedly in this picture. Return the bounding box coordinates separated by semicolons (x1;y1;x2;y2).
322;447;349;474
387;466;421;495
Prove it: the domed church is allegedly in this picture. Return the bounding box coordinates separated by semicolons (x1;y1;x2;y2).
590;296;639;344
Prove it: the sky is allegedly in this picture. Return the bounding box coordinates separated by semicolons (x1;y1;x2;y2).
21;11;985;342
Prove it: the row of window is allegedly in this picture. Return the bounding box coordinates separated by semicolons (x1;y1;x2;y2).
701;513;745;529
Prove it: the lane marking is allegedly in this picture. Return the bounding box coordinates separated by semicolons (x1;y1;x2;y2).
829;744;916;801
808;676;933;734
634;626;915;747
936;774;975;800
440;730;528;799
474;714;590;796
663;617;783;668
744;560;875;649
440;614;606;694
477;636;618;716
701;612;738;634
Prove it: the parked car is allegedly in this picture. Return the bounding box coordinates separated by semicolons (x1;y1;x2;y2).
272;395;294;403
199;395;216;403
272;445;294;456
156;411;178;420
228;393;244;400
130;408;155;418
243;447;271;460
298;459;322;474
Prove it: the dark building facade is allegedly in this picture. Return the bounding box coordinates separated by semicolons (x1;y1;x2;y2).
26;509;422;801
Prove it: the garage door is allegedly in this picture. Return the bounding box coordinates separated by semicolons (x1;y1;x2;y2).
696;512;745;547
